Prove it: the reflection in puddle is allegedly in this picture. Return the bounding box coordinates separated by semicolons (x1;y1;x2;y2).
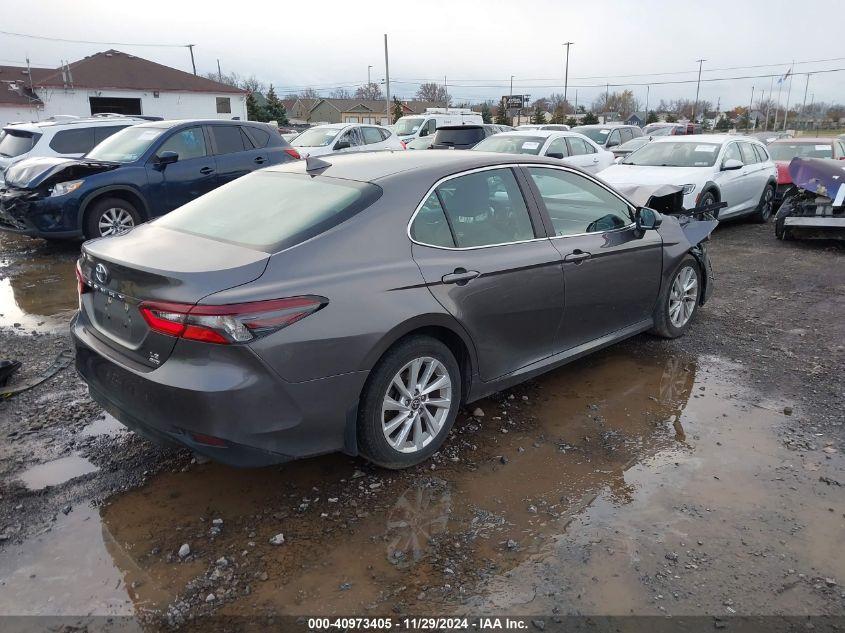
0;233;78;331
17;455;99;490
2;347;841;619
80;414;127;438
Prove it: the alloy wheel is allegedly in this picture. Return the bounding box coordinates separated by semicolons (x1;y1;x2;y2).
761;187;774;221
668;265;698;328
381;356;452;454
98;207;135;237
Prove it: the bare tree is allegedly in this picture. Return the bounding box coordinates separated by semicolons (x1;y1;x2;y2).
355;82;384;100
330;87;352;99
415;82;449;104
591;90;641;117
548;93;573;114
241;75;265;95
299;87;320;99
205;70;241;88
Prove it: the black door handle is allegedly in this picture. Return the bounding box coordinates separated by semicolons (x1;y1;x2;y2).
563;250;591;264
442;268;480;285
254;156;266;164
200;166;215;175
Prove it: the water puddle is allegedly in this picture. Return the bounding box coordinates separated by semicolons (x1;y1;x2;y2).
17;455;99;490
2;346;842;618
80;414;128;438
0;233;78;332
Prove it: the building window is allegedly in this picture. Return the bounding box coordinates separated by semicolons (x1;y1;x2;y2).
216;97;232;114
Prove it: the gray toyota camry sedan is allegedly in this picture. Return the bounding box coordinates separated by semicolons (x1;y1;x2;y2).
72;151;714;469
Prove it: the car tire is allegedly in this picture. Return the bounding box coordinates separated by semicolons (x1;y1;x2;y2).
649;255;702;339
357;336;461;469
84;197;141;239
751;184;775;223
775;217;792;241
698;189;717;211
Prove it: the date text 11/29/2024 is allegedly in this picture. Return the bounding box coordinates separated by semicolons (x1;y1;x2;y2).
307;617;531;629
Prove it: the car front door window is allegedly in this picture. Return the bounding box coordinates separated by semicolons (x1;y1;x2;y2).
157;127;207;160
526;167;631;235
545;137;570;157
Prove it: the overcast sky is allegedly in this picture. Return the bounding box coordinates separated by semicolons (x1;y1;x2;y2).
2;0;843;111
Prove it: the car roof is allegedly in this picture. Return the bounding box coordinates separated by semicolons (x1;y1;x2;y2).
491;129;570;139
573;124;633;129
3;116;148;132
769;137;836;144
651;134;747;144
135;119;268;130
265;149;569;183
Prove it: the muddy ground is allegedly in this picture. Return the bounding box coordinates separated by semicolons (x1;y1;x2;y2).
0;221;842;630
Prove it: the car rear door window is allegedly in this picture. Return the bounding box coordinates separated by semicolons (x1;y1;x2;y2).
243;126;271;148
49;127;96;154
434;168;534;247
620;128;634;143
210;125;247;154
157;127;207;160
410;193;456;247
545;137;570;157
527;167;632;236
362;127;384;145
752;144;769;162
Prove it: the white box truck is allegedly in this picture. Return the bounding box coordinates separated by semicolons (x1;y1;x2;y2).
393;108;483;143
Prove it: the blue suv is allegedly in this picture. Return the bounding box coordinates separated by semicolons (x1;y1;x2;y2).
0;119;300;240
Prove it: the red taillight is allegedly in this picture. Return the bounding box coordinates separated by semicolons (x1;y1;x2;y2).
776;162;791;185
138;297;324;345
75;262;90;302
190;432;228;447
284;148;301;160
400;141;407;149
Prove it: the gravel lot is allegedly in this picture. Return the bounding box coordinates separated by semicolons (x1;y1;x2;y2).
0;220;842;629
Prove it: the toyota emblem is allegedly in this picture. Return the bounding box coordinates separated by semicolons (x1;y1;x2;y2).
94;263;110;285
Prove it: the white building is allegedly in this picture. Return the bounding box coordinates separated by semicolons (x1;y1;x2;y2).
0;50;246;128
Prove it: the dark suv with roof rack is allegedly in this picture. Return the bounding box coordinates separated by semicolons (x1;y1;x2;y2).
0;119;299;240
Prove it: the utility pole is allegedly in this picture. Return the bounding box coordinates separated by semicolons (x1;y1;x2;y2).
693;59;705;123
217;59;222;82
809;93;815;131
773;73;784;131
764;74;774;131
562;42;573;107
799;73;811;131
645;84;650;121
383;34;390;124
748;86;755;131
574;89;578;117
368;65;372;86
444;75;448;108
782;63;795;131
510;75;514;124
187;44;196;75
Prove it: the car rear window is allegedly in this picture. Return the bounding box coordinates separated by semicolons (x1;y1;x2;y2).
0;130;41;157
49;127;97;154
473;135;545;155
434;128;485;146
155;171;382;252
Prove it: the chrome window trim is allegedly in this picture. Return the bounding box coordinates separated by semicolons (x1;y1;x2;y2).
406;162;637;250
406;163;549;251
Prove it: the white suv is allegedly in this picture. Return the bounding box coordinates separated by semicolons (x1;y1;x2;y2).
0;115;148;185
598;134;778;221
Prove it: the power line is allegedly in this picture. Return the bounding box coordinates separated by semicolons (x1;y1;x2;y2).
0;29;190;48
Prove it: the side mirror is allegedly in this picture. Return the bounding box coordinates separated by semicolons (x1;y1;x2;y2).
156;150;179;167
334;139;351;150
722;158;743;171
419;129;429;137
635;207;662;235
606;139;620;148
546;151;565;160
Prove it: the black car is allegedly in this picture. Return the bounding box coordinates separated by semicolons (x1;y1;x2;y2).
0;120;299;240
430;125;496;150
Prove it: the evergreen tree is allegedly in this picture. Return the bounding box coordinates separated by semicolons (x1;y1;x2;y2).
646;110;659;124
392;97;404;124
531;105;546;125
246;91;265;122
480;102;492;124
264;85;289;125
564;116;577;128
549;105;566;124
582;112;599;125
494;100;510;125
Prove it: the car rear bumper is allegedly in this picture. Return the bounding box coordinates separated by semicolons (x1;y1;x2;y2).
783;216;845;228
71;313;368;467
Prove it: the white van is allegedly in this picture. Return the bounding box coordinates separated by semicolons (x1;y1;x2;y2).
393;108;483;143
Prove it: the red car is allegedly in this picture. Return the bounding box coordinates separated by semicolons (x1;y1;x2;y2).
768;138;845;203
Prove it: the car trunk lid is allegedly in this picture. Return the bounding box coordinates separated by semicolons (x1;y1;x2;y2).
79;223;269;368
